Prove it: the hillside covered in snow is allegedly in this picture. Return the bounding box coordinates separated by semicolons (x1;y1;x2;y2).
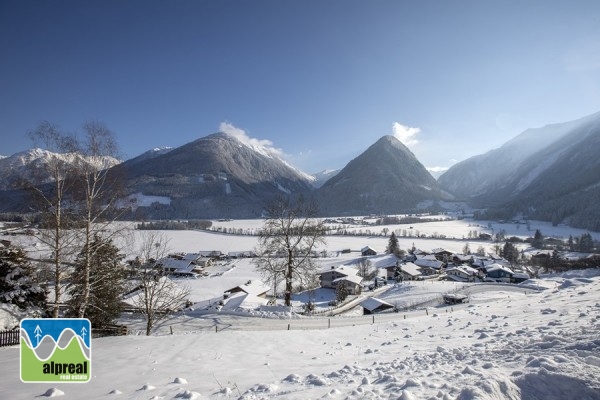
1;264;599;399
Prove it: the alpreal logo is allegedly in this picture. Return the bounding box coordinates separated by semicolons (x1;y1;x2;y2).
20;318;91;383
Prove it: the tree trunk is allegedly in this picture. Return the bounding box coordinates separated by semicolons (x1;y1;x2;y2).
285;250;293;306
52;208;61;318
78;217;92;318
53;265;60;318
146;317;153;336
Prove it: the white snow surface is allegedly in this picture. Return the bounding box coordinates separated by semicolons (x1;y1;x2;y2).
1;219;600;399
2;269;599;399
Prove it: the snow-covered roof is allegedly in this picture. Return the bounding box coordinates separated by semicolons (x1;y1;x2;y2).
447;265;478;276
454;254;473;262
414;258;444;269
482;258;510;267
225;280;270;296
512;272;530;280
194;251;223;257
179;253;198;261
361;297;394;312
333;274;363;286
399;262;422;277
222;292;268;311
485;264;514;274
319;265;359;277
368;253;400;269
431;248;451;254
156;258;195;273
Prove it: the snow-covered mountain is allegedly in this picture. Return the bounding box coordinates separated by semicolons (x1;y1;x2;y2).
310;169;340;188
124;147;173;166
439;111;600;231
0;148;120;191
315;135;455;216
111;132;315;219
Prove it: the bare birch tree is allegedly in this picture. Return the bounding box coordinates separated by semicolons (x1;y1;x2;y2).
131;231;190;336
71;121;124;318
27;121;127;319
357;257;377;280
254;195;326;306
27;121;80;317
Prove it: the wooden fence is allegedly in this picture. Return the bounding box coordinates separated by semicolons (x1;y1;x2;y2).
92;324;128;338
0;328;20;347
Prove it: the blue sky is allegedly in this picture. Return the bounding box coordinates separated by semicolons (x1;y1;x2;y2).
1;1;600;174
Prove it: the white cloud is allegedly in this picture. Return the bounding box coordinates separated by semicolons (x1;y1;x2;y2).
219;122;283;158
392;122;420;147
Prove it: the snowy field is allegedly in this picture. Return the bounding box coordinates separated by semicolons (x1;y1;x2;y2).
1;218;599;399
1;269;599;399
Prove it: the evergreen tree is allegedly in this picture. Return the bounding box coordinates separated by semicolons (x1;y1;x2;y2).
568;235;575;252
335;282;348;303
0;246;47;311
532;229;544;249
502;242;519;266
386;232;399;254
550;249;561;269
579;233;594;253
385;232;405;257
67;235;125;328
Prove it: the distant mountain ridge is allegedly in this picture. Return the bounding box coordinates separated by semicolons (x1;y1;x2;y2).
438;111;600;231
0;148;120;191
310;169;340;188
110;132;315;219
315;135;454;216
2;112;599;230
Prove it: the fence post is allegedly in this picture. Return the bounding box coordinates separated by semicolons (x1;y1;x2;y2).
287;324;290;331
328;319;330;329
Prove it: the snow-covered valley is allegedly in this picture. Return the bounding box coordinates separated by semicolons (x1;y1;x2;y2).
1;218;599;399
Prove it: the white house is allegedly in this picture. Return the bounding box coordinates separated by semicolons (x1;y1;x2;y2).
332;274;363;295
484;264;515;283
446;265;479;282
414;257;444;275
319;265;360;289
398;262;423;280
